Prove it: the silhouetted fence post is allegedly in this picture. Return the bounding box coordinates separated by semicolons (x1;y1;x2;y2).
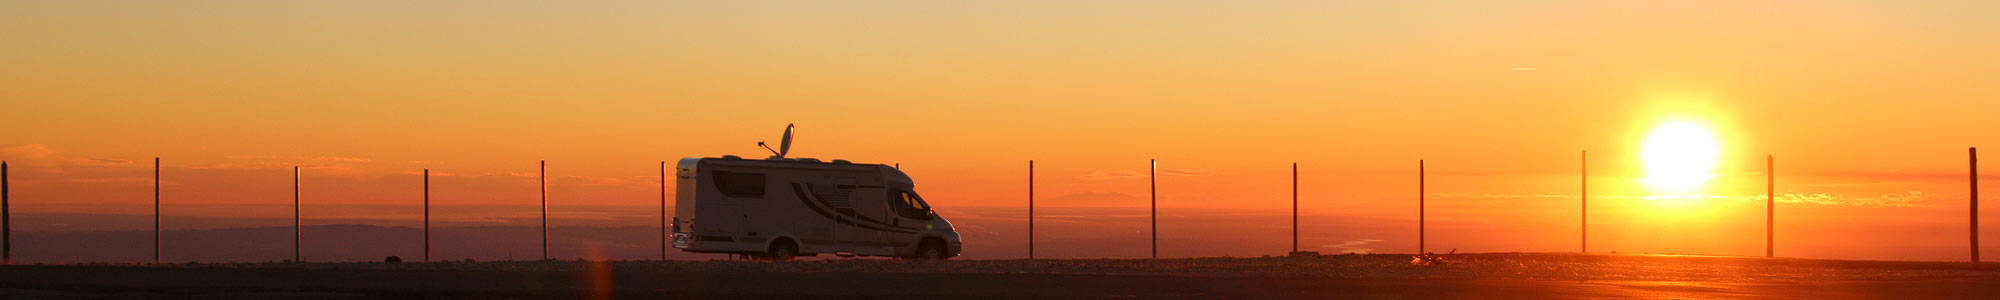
1972;147;1980;263
3;161;10;265
540;160;548;261
1581;151;1587;253
424;169;430;262
1767;155;1775;258
154;157;161;264
1028;160;1035;260
294;166;301;262
1150;159;1157;259
1419;160;1425;255
661;161;669;261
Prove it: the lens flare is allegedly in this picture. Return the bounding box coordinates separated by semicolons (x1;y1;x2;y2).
1640;121;1720;191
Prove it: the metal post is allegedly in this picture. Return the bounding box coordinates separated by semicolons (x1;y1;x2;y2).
672;161;680;262
1419;160;1425;255
1581;151;1587;253
3;161;10;265
1292;162;1298;254
540;160;548;261
294;166;301;262
1028;160;1035;260
1767;155;1774;258
661;161;669;261
423;169;430;262
154;157;161;264
1972;147;1980;263
1150;159;1157;259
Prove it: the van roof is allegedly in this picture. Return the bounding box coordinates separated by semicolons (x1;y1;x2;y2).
692;156;915;188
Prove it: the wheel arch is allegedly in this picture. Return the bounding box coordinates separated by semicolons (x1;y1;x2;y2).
763;233;805;254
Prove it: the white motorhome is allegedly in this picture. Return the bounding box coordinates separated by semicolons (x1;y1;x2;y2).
670;125;961;260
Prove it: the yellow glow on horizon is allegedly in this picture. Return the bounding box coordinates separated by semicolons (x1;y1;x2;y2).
1640;121;1721;192
1639;195;1707;208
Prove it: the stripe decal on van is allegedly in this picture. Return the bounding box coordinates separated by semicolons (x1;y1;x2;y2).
791;183;917;234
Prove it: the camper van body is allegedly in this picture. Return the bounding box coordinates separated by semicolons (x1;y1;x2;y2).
670;156;961;259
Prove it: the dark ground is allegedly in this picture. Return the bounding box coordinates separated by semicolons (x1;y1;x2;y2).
1;253;1996;299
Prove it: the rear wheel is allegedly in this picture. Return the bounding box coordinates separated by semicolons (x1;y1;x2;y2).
768;241;798;261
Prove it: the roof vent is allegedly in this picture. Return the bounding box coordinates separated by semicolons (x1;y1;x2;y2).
832;159;852;164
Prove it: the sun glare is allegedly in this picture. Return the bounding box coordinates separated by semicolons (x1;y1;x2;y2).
1640;121;1720;191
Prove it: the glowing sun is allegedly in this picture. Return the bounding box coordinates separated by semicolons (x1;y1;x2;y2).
1640;121;1720;191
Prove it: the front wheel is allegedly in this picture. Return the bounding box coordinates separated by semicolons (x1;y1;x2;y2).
913;242;948;260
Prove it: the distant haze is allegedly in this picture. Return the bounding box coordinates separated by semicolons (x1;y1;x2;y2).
7;205;1993;263
2;1;1996;262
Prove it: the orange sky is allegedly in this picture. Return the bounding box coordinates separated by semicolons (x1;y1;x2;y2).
2;0;1997;261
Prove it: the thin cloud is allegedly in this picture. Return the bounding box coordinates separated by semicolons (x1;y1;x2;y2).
1791;169;1969;181
1080;170;1146;180
1853;191;1943;207
228;155;374;164
1159;169;1214;177
1441;192;1576;199
0;144;55;159
302;165;359;174
457;172;647;188
1080;169;1213;180
85;158;135;165
314;156;373;163
1409;191;1943;207
181;163;290;170
398;170;458;177
551;174;639;187
1050;191;1141;204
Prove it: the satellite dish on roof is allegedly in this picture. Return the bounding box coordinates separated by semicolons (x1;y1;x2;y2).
758;123;796;159
779;124;795;158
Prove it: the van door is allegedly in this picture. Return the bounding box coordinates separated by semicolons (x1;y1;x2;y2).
706;170;766;251
884;190;932;254
840;184;890;256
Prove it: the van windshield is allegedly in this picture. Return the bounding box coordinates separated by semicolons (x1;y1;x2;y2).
892;190;933;219
906;191;932;211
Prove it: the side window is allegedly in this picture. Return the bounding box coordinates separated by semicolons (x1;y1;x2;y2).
711;171;766;198
890;190;933;220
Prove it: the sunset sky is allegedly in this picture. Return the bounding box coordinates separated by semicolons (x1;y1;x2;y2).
3;1;1997;261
